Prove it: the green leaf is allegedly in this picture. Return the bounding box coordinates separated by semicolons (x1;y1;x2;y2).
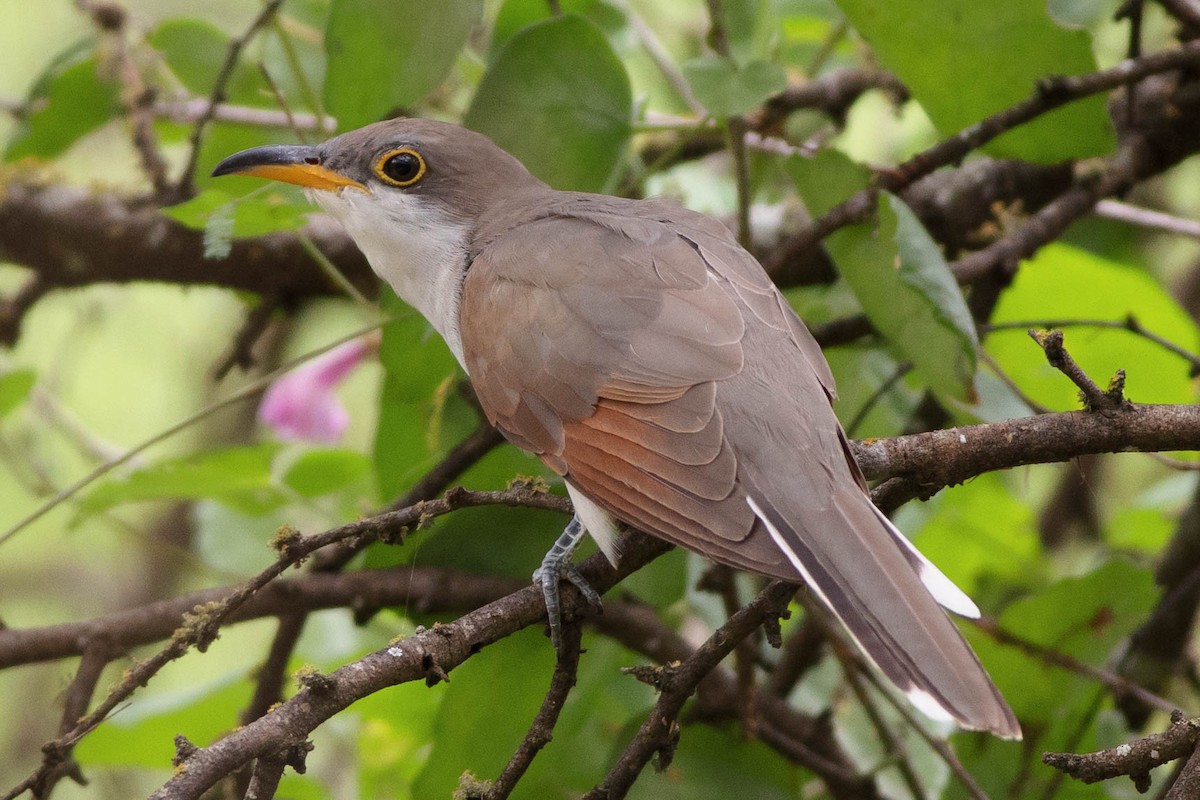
0;368;36;419
682;56;787;118
148;19;262;103
323;0;483;131
465;14;632;192
490;0;625;60
5;52;119;161
282;447;371;497
76;669;252;767
909;472;1041;604
970;560;1156;725
413;633;656;797
835;0;1114;162
372;288;475;501
790;152;977;400
989;243;1200;408
77;443;287;517
625;725;800;799
163;187;310;257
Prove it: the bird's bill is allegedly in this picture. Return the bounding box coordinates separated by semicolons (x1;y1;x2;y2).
211;144;365;192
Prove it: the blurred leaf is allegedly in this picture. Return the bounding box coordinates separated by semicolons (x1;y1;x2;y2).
353;674;445;795
786;147;869;216
163;187;309;257
490;0;625;59
414;632;655;796
465;14;632;192
625;725;800;799
77;443;287;517
5;52;118;161
682;56;787;118
76;670;251;767
148;19;262;103
969;559;1156;725
835;0;1113;162
373;288;475;501
281;447;371;497
909;472;1041;604
0;368;36;419
719;0;777;64
989;243;1200;407
323;0;483;131
1046;0;1110;29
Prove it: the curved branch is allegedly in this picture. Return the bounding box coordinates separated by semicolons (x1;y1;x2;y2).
855;403;1200;507
146;533;672;800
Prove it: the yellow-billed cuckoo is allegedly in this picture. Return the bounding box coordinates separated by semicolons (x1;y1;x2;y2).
213;119;1020;738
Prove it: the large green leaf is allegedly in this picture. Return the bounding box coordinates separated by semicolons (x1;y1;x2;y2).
790;151;978;400
968;560;1155;725
989;243;1200;408
5;50;118;161
75;669;252;767
835;0;1114;162
323;0;482;131
413;632;657;797
465;14;632;192
282;447;372;498
76;443;287;517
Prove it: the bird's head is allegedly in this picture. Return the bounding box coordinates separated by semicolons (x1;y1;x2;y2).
212;118;541;232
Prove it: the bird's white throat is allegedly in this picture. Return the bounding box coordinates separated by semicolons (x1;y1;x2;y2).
312;187;471;368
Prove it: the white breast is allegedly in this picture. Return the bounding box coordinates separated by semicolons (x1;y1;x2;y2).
312;188;471;370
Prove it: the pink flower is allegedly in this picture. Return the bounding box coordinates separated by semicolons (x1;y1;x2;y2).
258;337;374;443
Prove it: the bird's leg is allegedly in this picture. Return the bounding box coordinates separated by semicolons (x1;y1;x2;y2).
533;515;603;651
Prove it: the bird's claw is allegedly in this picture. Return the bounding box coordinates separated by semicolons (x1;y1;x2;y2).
535;517;602;653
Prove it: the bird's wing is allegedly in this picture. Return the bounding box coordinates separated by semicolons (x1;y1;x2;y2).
461;203;783;571
459;199;1018;737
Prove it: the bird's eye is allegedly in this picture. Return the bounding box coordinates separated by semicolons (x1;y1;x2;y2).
374;148;426;187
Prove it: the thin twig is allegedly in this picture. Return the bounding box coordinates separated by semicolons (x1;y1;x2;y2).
840;657;928;800
295;231;376;310
845;362;913;437
1095;199;1200;239
3;486;578;800
973;617;1178;715
1045;712;1200;788
1028;329;1132;412
177;0;286;196
0;322;389;549
484;621;584;799
614;0;704;115
155;98;335;131
985;317;1200;377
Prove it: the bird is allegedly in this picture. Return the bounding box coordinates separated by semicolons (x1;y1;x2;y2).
213;118;1021;739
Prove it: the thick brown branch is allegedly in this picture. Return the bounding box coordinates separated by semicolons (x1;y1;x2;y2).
764;39;1200;277
0;566;523;669
854;403;1200;505
1044;714;1200;786
0;180;375;333
145;533;672;800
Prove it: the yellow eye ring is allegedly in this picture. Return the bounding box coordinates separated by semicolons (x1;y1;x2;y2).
374;148;426;187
